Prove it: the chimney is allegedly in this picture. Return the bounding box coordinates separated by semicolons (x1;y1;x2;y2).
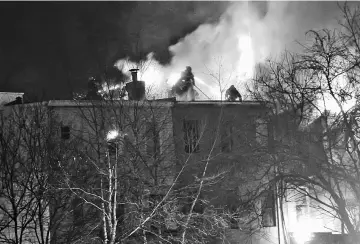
130;69;139;83
125;69;145;101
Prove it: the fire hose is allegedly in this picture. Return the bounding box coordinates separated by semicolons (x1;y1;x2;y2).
170;77;211;100
194;85;211;100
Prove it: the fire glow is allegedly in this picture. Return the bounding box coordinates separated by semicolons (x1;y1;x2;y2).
115;53;165;88
111;1;265;100
109;2;343;101
113;32;255;100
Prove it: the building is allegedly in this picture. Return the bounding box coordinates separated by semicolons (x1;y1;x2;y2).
0;96;273;243
0;91;23;110
1;88;354;243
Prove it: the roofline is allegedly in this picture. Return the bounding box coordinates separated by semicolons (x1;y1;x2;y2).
47;100;174;108
175;100;267;106
31;99;268;107
0;92;24;96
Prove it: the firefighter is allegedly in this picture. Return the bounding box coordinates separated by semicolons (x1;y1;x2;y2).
180;66;196;101
180;66;195;87
171;66;196;101
225;85;242;102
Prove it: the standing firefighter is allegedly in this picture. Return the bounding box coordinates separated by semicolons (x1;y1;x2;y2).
180;66;195;87
171;66;196;101
225;85;242;102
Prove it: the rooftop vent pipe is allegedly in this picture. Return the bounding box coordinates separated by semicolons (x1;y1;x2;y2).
126;69;145;101
130;68;139;83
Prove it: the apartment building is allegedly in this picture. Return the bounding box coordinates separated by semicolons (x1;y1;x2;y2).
2;84;351;244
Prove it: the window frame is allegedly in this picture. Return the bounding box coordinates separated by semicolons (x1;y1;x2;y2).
61;125;71;140
262;188;277;227
221;122;234;153
145;121;161;159
183;119;200;153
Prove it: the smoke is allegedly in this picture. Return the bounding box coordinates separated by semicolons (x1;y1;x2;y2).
115;1;345;100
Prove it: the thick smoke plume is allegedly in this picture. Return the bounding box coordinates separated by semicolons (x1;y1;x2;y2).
116;1;343;100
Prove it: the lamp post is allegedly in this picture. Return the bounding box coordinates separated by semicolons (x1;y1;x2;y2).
103;129;126;244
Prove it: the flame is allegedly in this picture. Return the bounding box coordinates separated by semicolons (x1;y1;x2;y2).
167;72;182;87
111;2;343;101
111;32;256;100
115;53;166;88
237;34;255;80
111;2;260;100
98;83;124;99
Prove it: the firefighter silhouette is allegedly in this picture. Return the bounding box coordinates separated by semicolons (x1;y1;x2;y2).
171;66;196;101
225;85;242;101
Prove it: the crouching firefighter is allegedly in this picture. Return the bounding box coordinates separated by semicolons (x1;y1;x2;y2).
225;85;242;102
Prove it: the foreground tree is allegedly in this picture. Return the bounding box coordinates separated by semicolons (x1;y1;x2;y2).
0;104;75;244
55;84;277;244
249;3;360;243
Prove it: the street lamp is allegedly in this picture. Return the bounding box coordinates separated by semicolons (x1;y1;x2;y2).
107;129;119;141
106;129;128;157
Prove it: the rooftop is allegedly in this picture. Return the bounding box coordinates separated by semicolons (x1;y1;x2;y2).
46;99;265;108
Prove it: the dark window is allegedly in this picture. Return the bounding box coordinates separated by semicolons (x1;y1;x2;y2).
146;122;160;158
19;119;26;129
221;124;233;152
245;121;256;142
262;189;276;227
148;194;164;208
61;126;70;140
230;213;240;229
181;196;204;215
183;120;200;153
72;197;84;226
107;141;117;156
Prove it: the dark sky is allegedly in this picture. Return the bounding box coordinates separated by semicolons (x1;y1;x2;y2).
0;1;229;100
0;1;351;101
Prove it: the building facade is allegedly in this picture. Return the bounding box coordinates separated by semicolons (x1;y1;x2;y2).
1;96;353;244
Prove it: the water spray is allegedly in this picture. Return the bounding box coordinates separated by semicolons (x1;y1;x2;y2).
194;85;211;100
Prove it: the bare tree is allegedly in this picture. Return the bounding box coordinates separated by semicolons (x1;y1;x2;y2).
54;85;276;244
203;56;241;100
0;104;75;244
248;4;360;242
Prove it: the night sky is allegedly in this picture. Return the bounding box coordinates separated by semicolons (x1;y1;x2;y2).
0;1;228;100
0;1;351;101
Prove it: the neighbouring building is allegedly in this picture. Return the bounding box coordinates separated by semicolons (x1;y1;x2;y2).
0;91;23;110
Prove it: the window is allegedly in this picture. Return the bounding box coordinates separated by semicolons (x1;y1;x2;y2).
61;126;70;140
245;121;257;142
72;197;84;226
295;188;309;222
221;124;233;152
107;141;117;156
183;120;200;153
256;118;268;145
262;189;276;227
146;122;160;158
181;194;204;215
19;119;26;129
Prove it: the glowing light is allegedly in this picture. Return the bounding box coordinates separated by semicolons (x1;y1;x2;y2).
108;84;120;91
293;230;312;244
98;84;122;95
237;34;255;80
106;130;119;141
317;73;357;114
115;53;165;88
167;73;181;87
290;216;314;244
